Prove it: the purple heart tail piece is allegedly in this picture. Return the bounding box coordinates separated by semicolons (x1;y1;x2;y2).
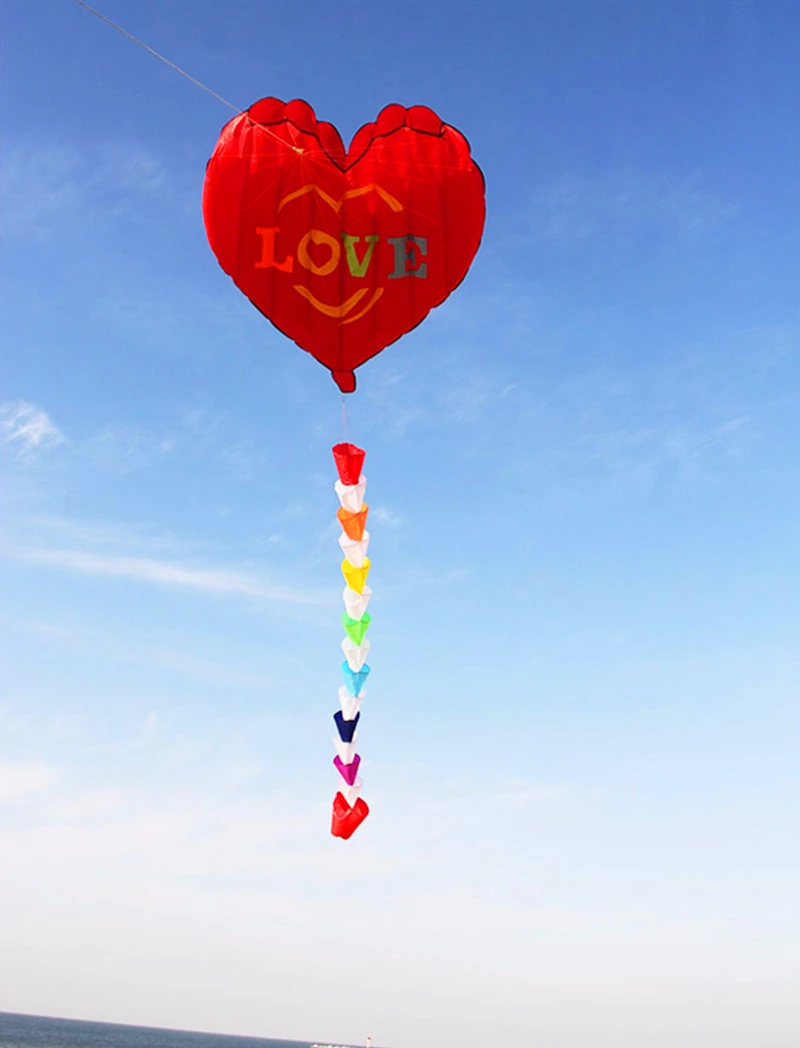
333;753;361;786
334;709;360;742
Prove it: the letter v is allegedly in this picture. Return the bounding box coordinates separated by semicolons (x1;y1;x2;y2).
342;234;379;278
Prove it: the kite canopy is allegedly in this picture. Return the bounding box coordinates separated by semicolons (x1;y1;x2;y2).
203;98;486;391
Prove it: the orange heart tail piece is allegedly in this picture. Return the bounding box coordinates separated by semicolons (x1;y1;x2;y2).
338;503;369;541
331;792;370;840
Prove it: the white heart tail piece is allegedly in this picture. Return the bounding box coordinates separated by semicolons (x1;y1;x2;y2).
341;637;371;671
339;780;363;808
338;530;370;567
343;584;372;620
334;475;367;513
333;735;358;764
338;685;364;721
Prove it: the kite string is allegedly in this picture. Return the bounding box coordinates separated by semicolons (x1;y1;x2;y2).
72;0;322;155
341;394;351;442
73;0;241;113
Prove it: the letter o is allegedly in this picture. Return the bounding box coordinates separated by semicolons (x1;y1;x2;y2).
297;229;340;276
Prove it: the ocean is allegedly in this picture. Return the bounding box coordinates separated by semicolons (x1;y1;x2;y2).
0;1015;361;1048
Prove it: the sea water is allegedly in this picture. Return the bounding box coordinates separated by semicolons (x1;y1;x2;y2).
0;1014;360;1048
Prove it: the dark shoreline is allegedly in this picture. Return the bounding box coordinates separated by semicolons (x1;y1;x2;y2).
0;1013;368;1048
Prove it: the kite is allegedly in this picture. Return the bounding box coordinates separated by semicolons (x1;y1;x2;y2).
203;98;485;837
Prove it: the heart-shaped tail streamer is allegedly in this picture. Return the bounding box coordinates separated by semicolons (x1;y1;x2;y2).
331;442;371;837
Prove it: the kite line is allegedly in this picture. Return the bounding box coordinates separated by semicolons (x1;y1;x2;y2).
72;0;241;113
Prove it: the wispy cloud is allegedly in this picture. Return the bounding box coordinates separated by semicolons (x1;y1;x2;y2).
362;355;517;439
45;789;126;821
215;439;269;482
0;145;80;238
4;616;276;692
9;406;271;482
21;515;189;555
492;779;578;809
370;506;404;529
527;171;738;247
5;546;330;607
439;376;495;424
0;141;165;239
0;760;58;803
501;411;762;502
1;400;65;456
98;143;164;194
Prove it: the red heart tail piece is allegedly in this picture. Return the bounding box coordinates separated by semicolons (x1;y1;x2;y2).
331;792;369;839
332;442;366;486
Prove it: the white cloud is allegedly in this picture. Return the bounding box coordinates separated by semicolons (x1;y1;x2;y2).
0;760;58;802
495;780;577;808
0;141;165;239
0;145;81;238
221;756;264;791
528;171;738;247
98;143;165;194
5;546;330;607
215;439;268;482
0;754;797;1048
45;789;126;821
9;617;276;690
370;506;404;529
1;400;65;454
439;376;493;423
23;515;186;555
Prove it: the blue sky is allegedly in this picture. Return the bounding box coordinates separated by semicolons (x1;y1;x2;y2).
1;1;798;1045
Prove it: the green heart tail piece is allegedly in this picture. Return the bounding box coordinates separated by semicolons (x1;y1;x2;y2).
342;611;371;645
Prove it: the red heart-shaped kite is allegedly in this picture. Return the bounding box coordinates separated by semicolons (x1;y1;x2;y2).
203;98;485;392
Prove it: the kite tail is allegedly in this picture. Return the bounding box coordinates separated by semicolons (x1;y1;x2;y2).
330;442;371;838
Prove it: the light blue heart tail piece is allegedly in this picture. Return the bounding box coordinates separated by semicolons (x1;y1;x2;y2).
342;661;370;697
